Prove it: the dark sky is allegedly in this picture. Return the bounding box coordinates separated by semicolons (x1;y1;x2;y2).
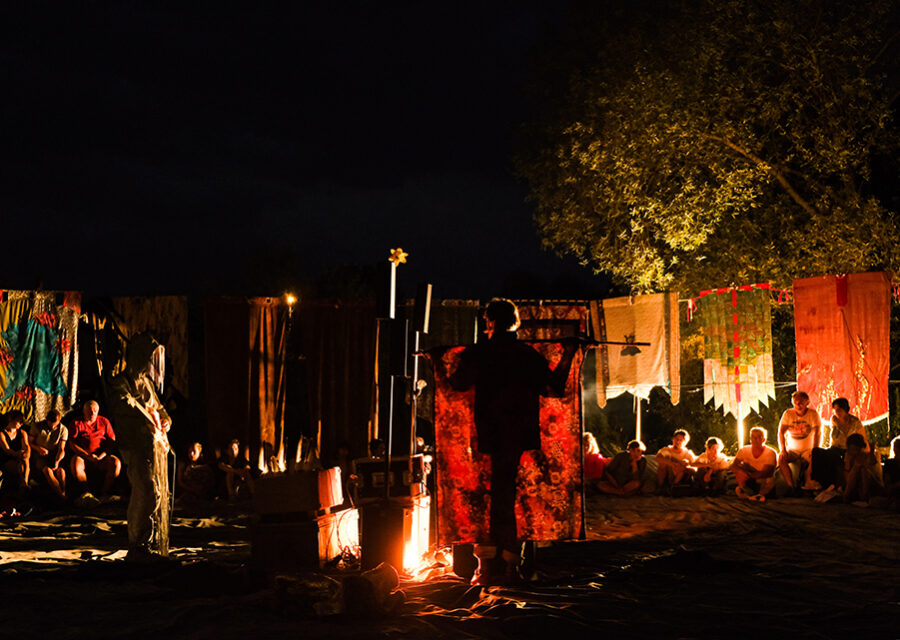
2;3;606;300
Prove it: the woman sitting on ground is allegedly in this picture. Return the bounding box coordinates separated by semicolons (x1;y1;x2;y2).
583;432;609;490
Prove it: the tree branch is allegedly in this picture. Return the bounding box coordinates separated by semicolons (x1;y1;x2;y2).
704;134;818;217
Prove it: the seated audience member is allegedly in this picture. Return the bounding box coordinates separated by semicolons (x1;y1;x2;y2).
68;400;121;500
176;442;215;503
217;439;254;500
0;410;30;496
583;432;609;486
596;440;646;496
778;390;821;491
810;397;869;490
692;437;730;495
883;435;900;509
731;426;777;501
841;433;881;504
28;409;68;500
655;429;696;493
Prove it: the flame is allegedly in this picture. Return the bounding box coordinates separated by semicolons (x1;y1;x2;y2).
400;496;455;581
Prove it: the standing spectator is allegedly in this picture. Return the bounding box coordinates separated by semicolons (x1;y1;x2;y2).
69;401;121;501
777;391;821;491
732;427;777;501
28;409;67;500
0;410;30;497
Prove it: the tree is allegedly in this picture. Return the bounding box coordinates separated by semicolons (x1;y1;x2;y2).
516;0;900;294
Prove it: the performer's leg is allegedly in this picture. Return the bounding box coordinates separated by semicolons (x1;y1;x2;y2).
122;449;158;558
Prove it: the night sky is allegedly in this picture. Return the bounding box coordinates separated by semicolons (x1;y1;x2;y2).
2;3;606;300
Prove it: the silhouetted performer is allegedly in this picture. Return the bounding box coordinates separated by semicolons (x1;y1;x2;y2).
107;334;172;561
450;298;576;585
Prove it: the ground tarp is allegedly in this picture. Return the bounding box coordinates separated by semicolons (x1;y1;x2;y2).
0;495;897;638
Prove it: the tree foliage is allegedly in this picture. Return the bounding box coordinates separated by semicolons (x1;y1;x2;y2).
517;0;900;294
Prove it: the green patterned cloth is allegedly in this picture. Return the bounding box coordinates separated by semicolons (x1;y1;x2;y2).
697;288;775;421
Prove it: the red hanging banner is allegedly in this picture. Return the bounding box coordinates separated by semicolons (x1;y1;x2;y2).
793;272;890;425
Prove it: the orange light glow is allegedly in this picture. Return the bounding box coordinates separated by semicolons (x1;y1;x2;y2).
401;496;431;578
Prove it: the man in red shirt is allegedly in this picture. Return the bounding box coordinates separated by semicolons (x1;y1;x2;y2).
69;400;121;500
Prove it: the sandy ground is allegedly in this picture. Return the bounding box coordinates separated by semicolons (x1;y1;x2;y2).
1;494;898;639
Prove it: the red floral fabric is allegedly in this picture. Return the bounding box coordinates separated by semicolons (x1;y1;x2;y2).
431;342;585;544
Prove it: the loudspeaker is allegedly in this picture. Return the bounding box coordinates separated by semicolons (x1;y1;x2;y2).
413;283;432;334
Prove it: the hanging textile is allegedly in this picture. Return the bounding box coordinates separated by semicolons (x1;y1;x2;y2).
794;272;890;426
516;303;588;341
695;285;775;421
0;290;79;422
430;342;585;545
397;299;481;444
589;293;680;407
297;301;377;460
110;296;190;396
203;296;293;470
249;298;289;472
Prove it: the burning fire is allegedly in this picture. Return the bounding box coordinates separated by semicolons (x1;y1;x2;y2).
400;495;455;581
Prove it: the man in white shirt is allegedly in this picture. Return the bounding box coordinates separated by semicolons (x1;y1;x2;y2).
731;426;778;501
778;391;821;490
655;429;696;493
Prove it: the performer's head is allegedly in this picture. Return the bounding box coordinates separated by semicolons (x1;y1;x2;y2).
483;298;520;337
672;429;689;448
